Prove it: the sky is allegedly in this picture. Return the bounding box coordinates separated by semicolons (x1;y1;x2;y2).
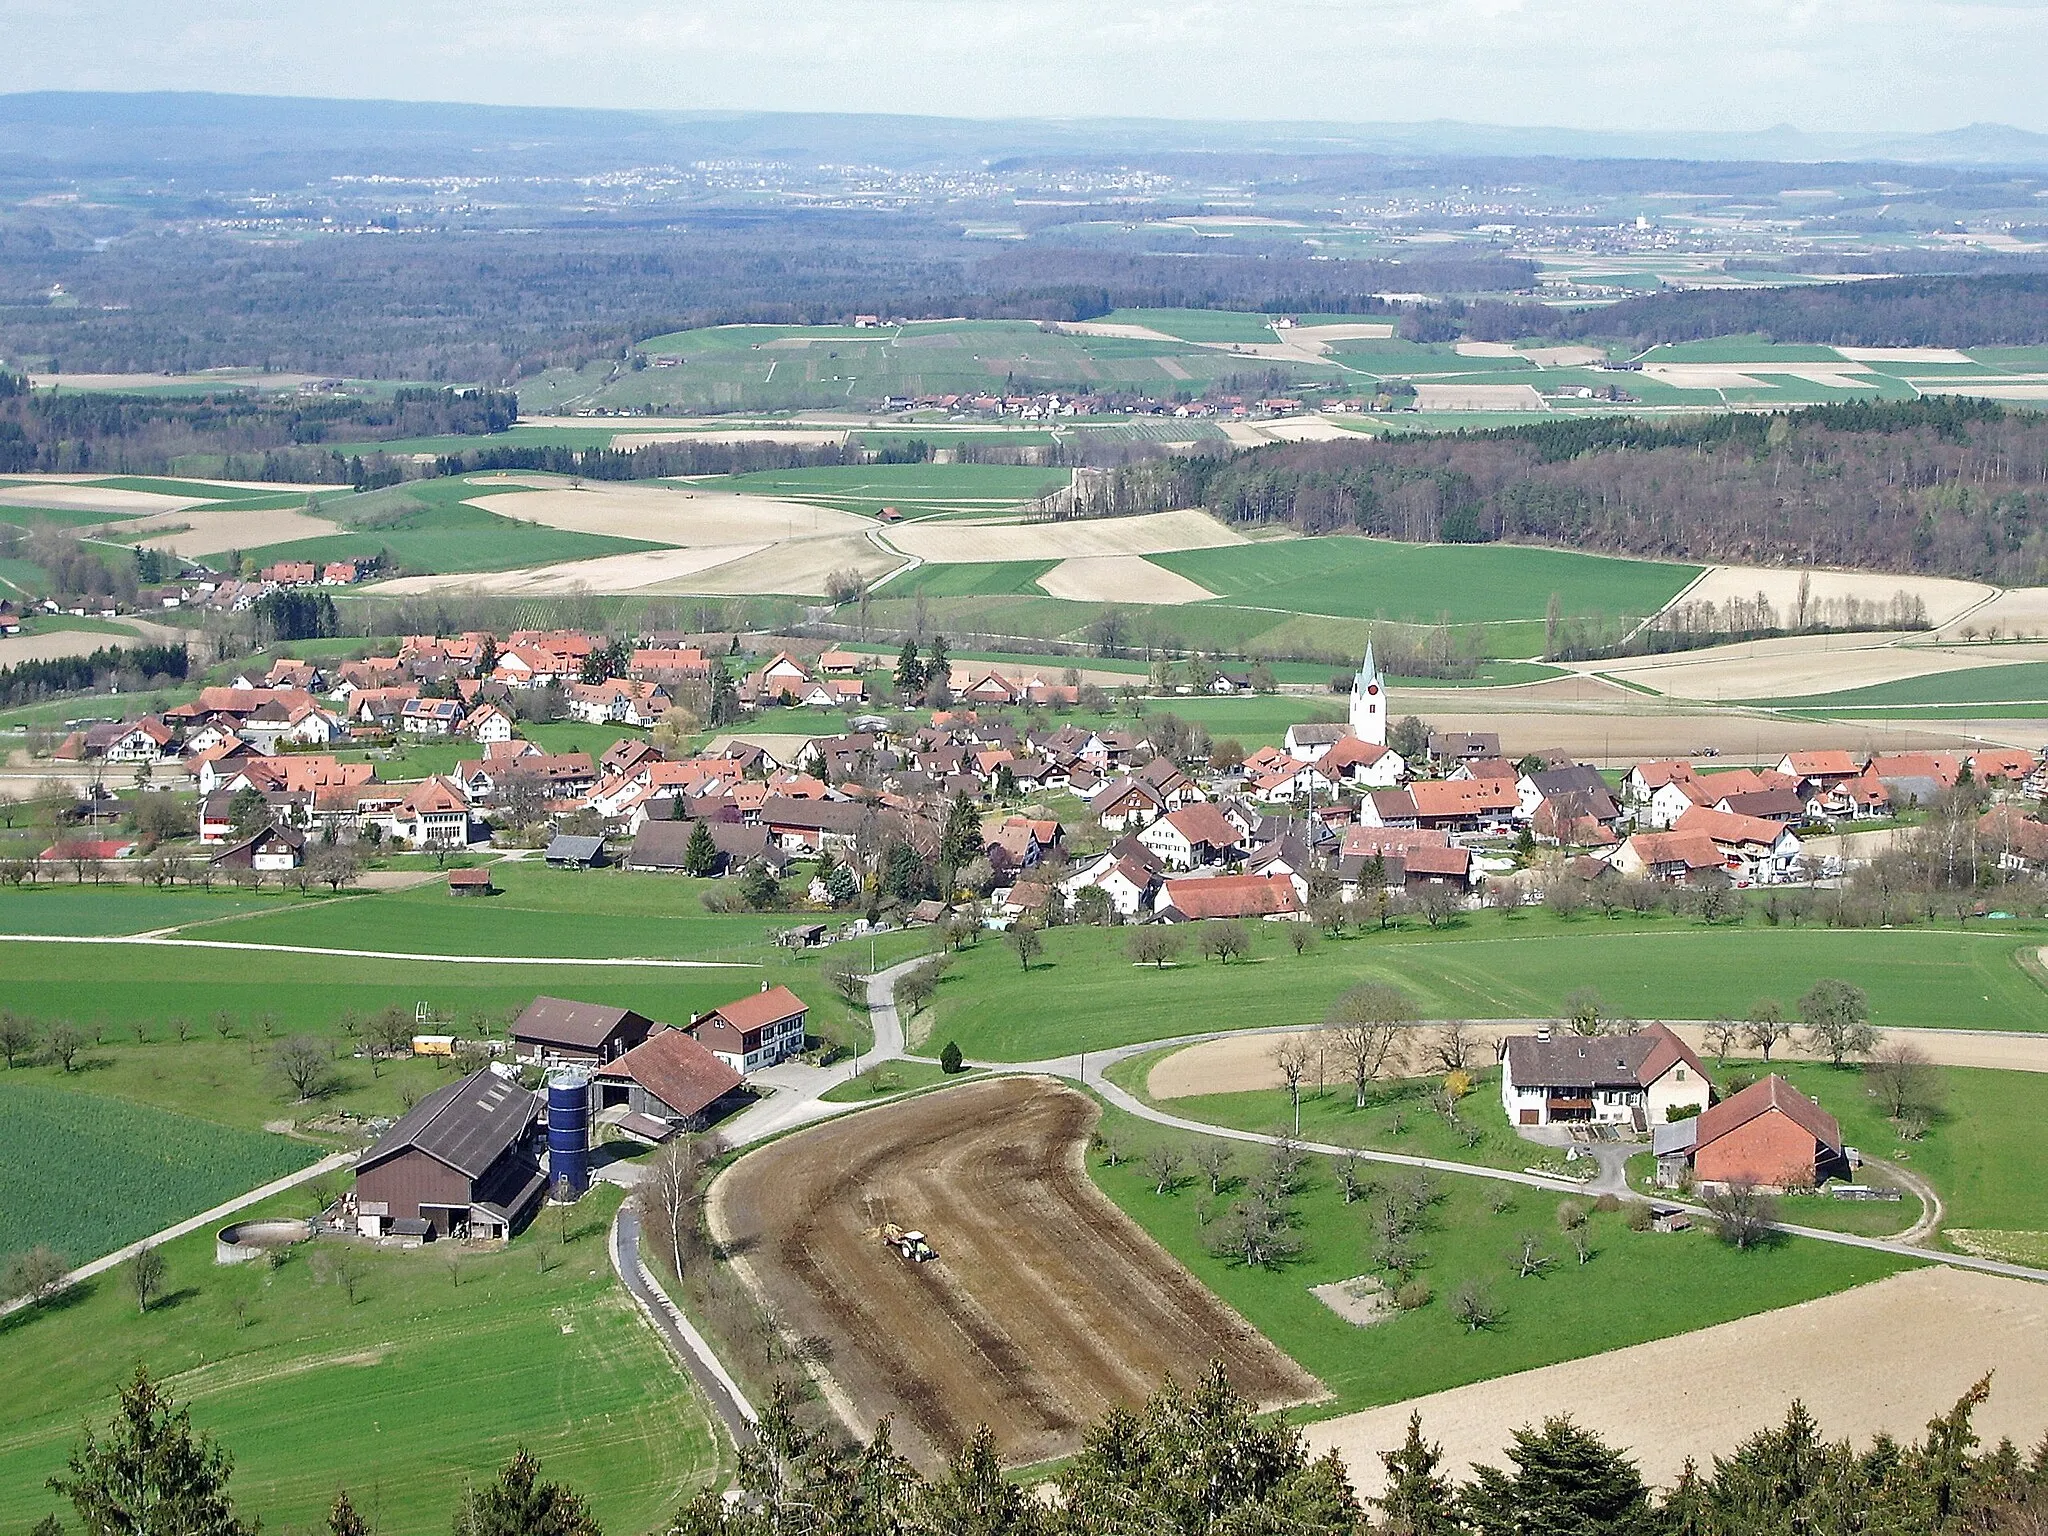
2;0;2046;134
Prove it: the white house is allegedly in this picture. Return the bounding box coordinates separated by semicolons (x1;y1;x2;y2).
401;698;463;736
1136;803;1244;871
1499;1023;1711;1129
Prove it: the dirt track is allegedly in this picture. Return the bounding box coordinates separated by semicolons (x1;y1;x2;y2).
1305;1267;2048;1493
709;1076;1319;1472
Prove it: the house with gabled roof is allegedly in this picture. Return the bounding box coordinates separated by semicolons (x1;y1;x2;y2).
1155;872;1304;922
1656;1073;1847;1190
687;985;808;1073
1138;802;1246;870
352;1067;546;1240
511;997;654;1065
1500;1023;1709;1130
593;1028;745;1127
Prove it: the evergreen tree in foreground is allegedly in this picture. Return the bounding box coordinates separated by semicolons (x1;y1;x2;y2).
50;1365;252;1536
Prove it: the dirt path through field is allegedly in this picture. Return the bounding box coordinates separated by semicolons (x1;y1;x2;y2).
708;1076;1319;1473
1303;1268;2048;1494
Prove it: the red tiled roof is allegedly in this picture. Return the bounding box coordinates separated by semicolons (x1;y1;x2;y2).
710;984;808;1033
1695;1073;1841;1154
1161;873;1302;919
595;1027;743;1118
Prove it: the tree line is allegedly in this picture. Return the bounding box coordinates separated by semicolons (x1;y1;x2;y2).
1074;399;2048;588
28;1357;2048;1536
0;642;187;708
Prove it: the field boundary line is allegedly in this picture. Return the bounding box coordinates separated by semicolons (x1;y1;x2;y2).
0;934;756;967
0;1149;356;1321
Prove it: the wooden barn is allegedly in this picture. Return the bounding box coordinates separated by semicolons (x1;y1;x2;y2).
352;1068;546;1240
510;997;654;1065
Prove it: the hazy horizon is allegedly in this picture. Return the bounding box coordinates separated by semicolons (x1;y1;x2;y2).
2;0;2044;137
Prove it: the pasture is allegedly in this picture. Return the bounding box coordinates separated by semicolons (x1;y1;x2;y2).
1764;660;2048;710
717;462;1070;514
879;559;1059;597
0;1082;316;1259
1152;537;1699;624
1088;1103;1905;1418
921;913;2048;1062
0;1186;724;1536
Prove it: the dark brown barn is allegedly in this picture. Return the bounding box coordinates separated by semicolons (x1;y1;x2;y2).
510;997;654;1065
352;1069;546;1240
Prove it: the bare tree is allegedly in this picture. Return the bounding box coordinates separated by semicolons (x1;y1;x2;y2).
315;1246;366;1303
1198;920;1250;964
1799;978;1876;1066
1429;1020;1477;1073
0;1011;38;1068
1414;883;1463;929
1561;987;1607;1036
1702;1179;1777;1250
1451;1278;1501;1332
1191;1141;1233;1195
1326;983;1416;1107
1142;1143;1185;1195
1004;918;1044;972
271;1035;335;1102
638;1137;705;1285
1286;923;1316;957
1704;1017;1741;1066
1510;1232;1555;1278
1335;1151;1373;1205
1127;926;1183;970
1272;1035;1311;1105
1866;1040;1944;1124
2;1244;71;1306
46;1023;84;1072
127;1244;166;1313
1744;999;1789;1061
820;949;868;1008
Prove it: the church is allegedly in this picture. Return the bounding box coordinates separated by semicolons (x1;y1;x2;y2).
1348;645;1386;746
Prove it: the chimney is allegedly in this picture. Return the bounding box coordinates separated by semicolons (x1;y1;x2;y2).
761;980;769;992
1535;1023;1552;1042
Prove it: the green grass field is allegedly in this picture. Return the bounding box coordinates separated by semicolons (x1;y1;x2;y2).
0;864;925;1063
879;560;1059;597
0;885;294;935
1152;538;1699;624
925;912;2048;1061
1762;661;2048;710
1097;309;1283;344
0;1185;723;1536
1088;1103;1906;1416
0;1081;317;1259
717;463;1069;514
243;504;664;580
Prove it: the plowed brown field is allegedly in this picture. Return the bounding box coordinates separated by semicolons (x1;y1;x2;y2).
709;1076;1320;1472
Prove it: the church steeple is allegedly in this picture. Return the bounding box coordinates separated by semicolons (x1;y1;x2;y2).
1349;644;1386;746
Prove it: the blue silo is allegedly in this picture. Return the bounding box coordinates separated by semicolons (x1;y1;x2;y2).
546;1070;590;1197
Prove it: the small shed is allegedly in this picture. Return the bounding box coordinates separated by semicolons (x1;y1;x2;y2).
448;866;494;897
780;922;828;950
545;834;606;869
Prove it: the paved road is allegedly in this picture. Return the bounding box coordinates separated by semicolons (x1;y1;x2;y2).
611;1205;757;1442
715;954;925;1147
0;1149;356;1321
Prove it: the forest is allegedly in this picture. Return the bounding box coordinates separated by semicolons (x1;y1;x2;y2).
1078;399;2048;585
0;380;516;477
1455;272;2048;348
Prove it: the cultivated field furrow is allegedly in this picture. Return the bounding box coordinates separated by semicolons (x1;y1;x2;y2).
710;1076;1319;1473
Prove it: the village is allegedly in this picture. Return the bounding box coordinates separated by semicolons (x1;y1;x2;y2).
23;626;2047;928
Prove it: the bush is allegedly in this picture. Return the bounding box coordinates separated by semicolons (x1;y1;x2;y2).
1592;1193;1622;1214
939;1040;964;1075
1626;1202;1655;1232
1394;1279;1433;1311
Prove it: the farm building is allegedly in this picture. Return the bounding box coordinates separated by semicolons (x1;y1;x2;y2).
352;1068;546;1240
593;1028;746;1127
545;833;607;869
1499;1024;1710;1129
511;997;655;1066
688;985;809;1073
624;818;786;876
1656;1074;1848;1190
209;823;307;872
447;866;494;896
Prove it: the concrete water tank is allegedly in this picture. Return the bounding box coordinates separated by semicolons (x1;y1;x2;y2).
546;1070;590;1197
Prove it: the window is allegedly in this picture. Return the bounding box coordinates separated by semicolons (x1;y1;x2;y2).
1675;1067;1688;1082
